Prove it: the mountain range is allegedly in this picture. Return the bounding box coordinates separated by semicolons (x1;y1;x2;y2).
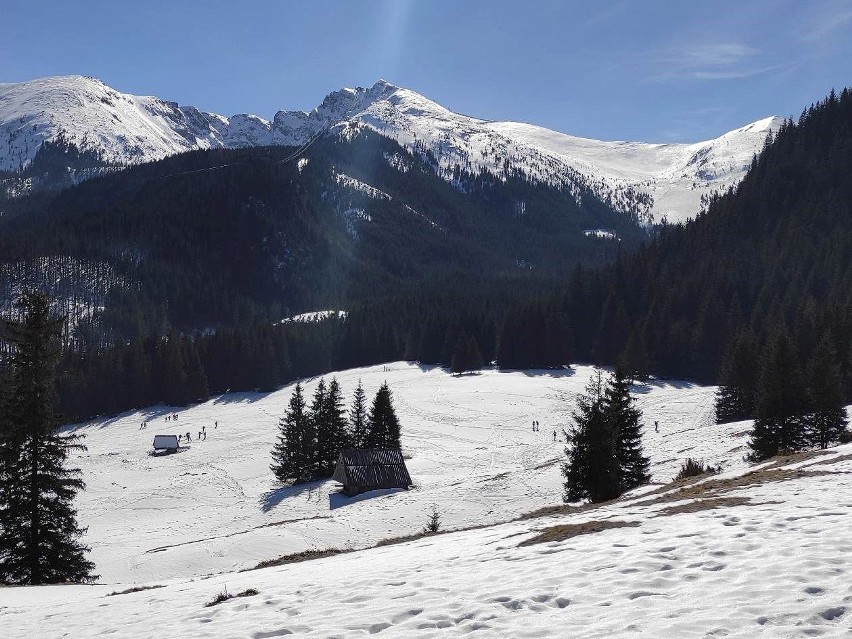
0;75;780;223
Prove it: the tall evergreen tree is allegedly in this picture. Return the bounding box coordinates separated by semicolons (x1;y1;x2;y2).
158;331;186;406
317;378;347;474
349;379;368;448
715;329;758;424
451;332;483;375
366;382;401;449
562;372;620;503
307;379;327;476
748;328;808;461
805;334;848;448
182;341;209;404
270;383;311;482
0;291;96;584
604;366;650;492
619;327;649;383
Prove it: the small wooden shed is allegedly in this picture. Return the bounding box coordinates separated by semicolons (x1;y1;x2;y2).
332;448;412;496
152;434;179;453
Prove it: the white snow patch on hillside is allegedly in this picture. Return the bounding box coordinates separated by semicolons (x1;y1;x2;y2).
278;310;346;324
584;229;619;240
333;171;391;200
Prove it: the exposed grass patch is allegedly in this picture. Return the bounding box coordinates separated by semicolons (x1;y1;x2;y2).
635;467;838;509
675;458;719;481
801;453;852;468
106;584;165;597
519;520;640;547
376;528;451;547
758;450;829;470
205;587;259;607
251;548;345;571
516;498;619;522
655;496;752;516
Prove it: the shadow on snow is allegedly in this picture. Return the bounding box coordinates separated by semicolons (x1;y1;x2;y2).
328;488;408;510
259;479;328;513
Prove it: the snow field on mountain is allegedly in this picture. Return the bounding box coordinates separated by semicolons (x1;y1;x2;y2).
0;76;780;222
3;417;852;637
30;363;752;587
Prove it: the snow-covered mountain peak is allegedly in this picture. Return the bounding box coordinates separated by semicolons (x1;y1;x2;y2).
1;74;781;222
0;75;228;170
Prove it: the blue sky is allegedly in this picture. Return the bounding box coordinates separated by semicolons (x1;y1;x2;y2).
2;0;851;142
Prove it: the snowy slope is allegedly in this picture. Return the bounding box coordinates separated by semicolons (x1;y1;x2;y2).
2;391;851;637
0;76;781;222
0;76;226;169
16;363;759;586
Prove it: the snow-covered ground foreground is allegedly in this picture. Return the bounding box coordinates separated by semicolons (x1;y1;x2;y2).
2;361;851;637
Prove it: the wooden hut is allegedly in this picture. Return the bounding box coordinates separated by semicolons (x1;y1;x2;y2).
152;434;179;454
332;449;412;496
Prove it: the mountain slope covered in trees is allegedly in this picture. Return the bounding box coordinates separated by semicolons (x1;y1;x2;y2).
0;128;642;345
560;89;852;394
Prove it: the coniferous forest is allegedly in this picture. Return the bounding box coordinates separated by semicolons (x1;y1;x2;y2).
0;89;848;432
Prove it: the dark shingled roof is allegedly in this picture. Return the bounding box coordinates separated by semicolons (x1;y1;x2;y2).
332;448;412;492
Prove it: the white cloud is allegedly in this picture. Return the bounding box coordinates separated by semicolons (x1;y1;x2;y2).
648;42;782;82
800;1;852;41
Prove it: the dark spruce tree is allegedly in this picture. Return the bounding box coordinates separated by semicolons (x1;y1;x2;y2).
349;379;368;448
604;366;650;492
366;382;402;449
451;332;483;375
748;328;808;461
715;329;758;424
562;372;620;503
805;334;848;448
619;327;650;383
307;379;327;476
0;291;96;584
270;383;311;483
318;378;347;474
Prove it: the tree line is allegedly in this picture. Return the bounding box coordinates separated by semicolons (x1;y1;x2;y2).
715;326;849;460
271;379;402;483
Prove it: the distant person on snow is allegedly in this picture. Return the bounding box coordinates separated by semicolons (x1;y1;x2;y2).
655;421;659;433
186;431;191;441
552;430;557;442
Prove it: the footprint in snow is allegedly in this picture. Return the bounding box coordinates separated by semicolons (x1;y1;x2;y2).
819;607;845;621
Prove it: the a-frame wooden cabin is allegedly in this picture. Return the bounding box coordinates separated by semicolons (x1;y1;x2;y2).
332;448;412;496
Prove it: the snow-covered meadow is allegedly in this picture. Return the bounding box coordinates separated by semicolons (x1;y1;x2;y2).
2;362;850;638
